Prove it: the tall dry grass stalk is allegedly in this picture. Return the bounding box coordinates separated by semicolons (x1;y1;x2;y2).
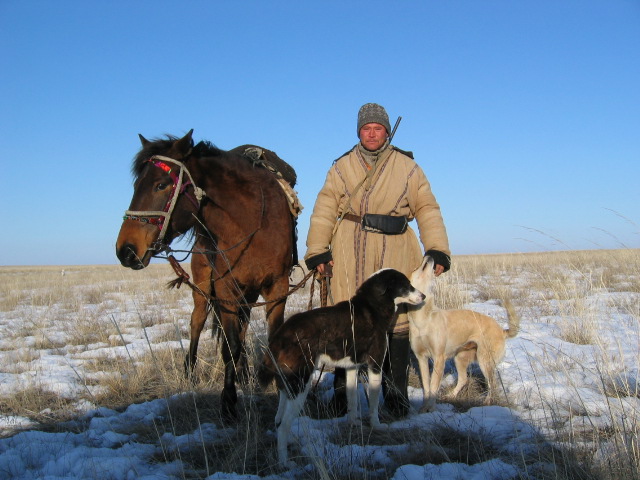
0;249;638;478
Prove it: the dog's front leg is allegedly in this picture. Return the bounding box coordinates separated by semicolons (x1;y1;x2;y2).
345;367;359;425
276;388;309;468
428;354;447;410
416;354;436;413
367;368;383;428
275;389;287;426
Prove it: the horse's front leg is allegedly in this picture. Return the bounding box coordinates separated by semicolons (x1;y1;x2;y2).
185;251;213;377
220;311;243;420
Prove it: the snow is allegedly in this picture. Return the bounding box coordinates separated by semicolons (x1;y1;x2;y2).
0;259;638;479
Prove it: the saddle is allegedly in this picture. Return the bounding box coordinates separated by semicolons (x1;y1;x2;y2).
234;145;303;218
234;145;303;267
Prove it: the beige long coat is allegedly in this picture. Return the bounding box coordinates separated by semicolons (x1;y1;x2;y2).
305;145;450;333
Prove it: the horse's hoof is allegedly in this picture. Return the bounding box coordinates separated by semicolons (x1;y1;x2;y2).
183;369;198;386
183;355;197;381
220;390;238;423
220;410;237;425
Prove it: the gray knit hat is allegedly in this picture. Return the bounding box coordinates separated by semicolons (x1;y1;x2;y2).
357;103;391;137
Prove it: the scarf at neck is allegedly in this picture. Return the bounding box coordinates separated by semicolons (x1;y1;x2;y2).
357;139;391;191
357;139;390;165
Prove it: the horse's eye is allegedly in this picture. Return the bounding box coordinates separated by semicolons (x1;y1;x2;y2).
156;183;168;192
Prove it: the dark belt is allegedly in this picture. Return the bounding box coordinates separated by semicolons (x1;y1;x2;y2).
342;213;408;235
343;213;363;223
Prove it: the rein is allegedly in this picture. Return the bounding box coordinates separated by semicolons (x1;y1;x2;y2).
123;155;206;250
166;255;321;309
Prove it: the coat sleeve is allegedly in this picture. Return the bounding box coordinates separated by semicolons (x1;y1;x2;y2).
408;164;451;257
304;166;342;266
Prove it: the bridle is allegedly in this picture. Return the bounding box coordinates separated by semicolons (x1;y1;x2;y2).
123;155;206;252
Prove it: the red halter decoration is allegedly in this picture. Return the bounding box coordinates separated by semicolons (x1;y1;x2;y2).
123;156;205;250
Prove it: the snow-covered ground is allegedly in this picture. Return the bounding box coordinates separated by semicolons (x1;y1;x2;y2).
0;254;638;479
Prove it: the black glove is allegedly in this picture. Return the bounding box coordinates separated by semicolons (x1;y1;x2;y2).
425;249;451;273
305;251;333;271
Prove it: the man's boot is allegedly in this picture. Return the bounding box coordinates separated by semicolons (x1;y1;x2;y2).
328;367;348;417
383;333;411;418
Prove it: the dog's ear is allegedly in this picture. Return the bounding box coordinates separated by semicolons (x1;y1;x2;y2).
372;282;389;298
422;255;434;271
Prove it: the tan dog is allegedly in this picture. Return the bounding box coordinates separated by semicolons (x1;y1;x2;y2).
408;256;519;412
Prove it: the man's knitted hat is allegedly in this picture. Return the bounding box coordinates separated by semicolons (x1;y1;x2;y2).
357;103;391;137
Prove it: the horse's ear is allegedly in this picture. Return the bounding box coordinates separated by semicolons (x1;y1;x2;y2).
139;134;150;147
174;129;194;156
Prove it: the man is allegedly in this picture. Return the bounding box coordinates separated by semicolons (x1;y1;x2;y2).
304;103;451;418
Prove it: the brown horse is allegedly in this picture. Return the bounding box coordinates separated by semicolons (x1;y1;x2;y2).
115;130;297;419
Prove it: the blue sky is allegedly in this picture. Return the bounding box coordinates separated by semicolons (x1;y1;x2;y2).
1;1;638;266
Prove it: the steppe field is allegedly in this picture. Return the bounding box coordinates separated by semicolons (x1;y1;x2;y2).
0;249;638;479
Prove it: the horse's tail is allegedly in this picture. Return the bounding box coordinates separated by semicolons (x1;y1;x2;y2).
256;349;277;392
204;298;223;342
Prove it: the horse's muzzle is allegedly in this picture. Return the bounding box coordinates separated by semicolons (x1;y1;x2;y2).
116;243;147;270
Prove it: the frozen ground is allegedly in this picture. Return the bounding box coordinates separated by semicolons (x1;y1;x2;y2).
0;257;638;479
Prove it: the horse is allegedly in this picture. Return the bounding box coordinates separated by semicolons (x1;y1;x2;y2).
115;129;298;419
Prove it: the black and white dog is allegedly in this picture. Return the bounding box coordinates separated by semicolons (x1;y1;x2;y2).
258;268;425;466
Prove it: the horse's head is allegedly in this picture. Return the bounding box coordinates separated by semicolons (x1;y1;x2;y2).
116;129;202;269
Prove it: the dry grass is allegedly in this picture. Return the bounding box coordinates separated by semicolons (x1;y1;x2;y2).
0;386;80;425
1;249;639;478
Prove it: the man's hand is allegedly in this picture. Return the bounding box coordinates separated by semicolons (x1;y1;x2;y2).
317;261;334;277
425;250;451;275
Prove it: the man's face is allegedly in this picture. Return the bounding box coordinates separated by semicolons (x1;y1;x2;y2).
359;123;388;151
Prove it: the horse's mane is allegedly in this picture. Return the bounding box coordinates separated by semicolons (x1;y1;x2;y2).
131;136;296;187
193;140;224;158
132;135;179;179
132;135;226;179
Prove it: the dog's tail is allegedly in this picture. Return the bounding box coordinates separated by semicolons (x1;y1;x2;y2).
503;299;520;338
256;349;277;392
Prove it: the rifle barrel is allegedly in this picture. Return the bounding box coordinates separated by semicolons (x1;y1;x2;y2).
390;116;402;142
